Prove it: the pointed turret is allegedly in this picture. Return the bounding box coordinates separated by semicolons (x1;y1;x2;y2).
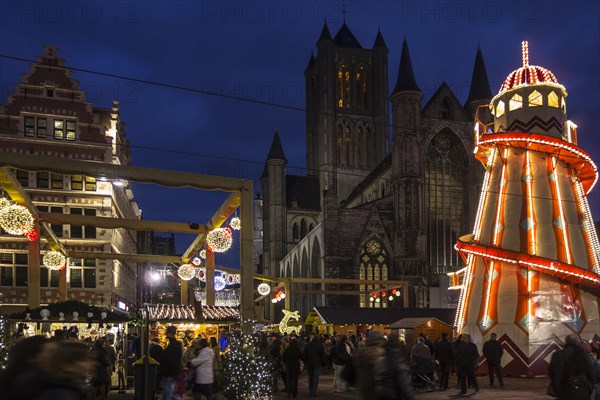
318;20;332;42
465;46;493;107
392;38;420;95
267;130;287;162
333;22;362;48
373;28;387;49
305;52;316;71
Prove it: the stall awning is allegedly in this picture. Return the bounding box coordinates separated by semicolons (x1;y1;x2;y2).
148;304;239;323
387;317;446;329
313;307;456;327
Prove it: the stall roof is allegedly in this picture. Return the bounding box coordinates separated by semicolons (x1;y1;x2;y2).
148;304;239;322
313;307;456;326
387;317;449;329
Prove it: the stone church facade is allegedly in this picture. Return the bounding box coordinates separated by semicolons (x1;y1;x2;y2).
261;22;493;318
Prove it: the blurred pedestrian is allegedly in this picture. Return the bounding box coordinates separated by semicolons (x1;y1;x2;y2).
188;338;214;400
331;335;352;393
355;330;385;400
282;338;303;398
162;325;183;400
0;335;49;400
90;338;110;400
549;334;595;400
303;333;326;397
375;333;414;400
483;333;504;387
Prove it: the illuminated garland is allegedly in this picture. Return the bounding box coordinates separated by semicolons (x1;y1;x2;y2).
0;204;34;235
230;217;241;230
177;264;196;281
206;227;233;253
0;198;11;211
43;251;66;270
199;249;206;259
214;276;226;291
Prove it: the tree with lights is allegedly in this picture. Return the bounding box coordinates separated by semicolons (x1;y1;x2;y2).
0;315;9;370
221;333;272;400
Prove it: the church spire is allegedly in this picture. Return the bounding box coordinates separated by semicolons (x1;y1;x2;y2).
392;38;420;95
305;52;316;71
266;130;287;162
318;20;332;42
373;28;387;49
465;46;493;106
333;22;362;48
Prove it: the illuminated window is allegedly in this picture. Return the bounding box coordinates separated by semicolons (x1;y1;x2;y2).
54;119;76;140
356;67;367;109
509;94;523;111
561;97;566;113
71;175;96;191
337;64;350;108
360;239;389;308
425;129;469;272
528;90;542;107
548;91;559;108
495;100;505;117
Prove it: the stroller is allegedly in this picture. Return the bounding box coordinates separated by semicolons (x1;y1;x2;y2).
409;357;437;392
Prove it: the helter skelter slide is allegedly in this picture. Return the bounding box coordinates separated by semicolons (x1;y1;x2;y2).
450;41;600;376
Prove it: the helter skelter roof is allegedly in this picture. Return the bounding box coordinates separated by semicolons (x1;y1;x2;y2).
498;41;566;95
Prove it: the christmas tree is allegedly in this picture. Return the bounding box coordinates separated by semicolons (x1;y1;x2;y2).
0;315;9;370
221;333;272;400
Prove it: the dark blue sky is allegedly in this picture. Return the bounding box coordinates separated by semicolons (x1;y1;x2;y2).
1;1;599;262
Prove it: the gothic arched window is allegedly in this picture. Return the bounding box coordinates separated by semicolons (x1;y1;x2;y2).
345;125;352;166
357;125;364;167
355;66;367;109
336;125;343;165
365;126;372;167
300;219;308;239
292;223;299;242
338;64;350;108
359;238;389;308
425;129;469;272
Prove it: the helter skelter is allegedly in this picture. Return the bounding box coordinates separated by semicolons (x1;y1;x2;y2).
450;41;600;376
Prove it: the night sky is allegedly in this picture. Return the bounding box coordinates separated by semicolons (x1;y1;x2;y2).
1;1;599;266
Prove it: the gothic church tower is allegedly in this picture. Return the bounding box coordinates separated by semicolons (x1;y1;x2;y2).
305;22;390;202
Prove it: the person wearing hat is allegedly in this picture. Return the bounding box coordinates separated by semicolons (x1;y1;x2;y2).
161;325;183;400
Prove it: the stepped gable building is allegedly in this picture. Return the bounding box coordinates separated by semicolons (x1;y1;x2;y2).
0;46;140;314
261;22;492;317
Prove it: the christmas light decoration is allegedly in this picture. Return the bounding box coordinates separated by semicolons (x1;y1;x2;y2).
24;228;38;241
206;227;233;253
0;204;34;235
230;216;241;230
0;198;11;211
43;251;66;270
196;267;206;281
221;333;272;400
199;249;206;259
214;276;226;291
257;283;270;296
191;257;202;266
177;263;196;281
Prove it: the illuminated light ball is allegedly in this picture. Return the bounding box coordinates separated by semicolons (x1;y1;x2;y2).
191;257;202;266
0;204;34;235
206;227;233;253
271;298;277;304
257;283;271;296
199;249;206;259
0;197;12;210
372;293;377;298
380;291;386;297
197;268;206;281
230;216;241;230
395;290;401;297
392;289;397;295
177;263;196;281
24;228;39;241
369;297;374;302
388;295;394;301
280;293;286;299
375;298;381;303
214;276;226;291
43;251;66;271
226;274;234;285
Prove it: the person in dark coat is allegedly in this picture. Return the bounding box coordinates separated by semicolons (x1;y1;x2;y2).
375;333;415;400
434;332;454;391
90;338;110;400
303;333;326;397
161;325;183;400
549;334;596;400
483;333;504;386
456;333;479;395
281;338;304;398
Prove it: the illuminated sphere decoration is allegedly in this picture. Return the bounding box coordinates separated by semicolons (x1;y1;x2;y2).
214;276;226;291
0;204;34;235
199;249;206;259
191;257;202;266
230;217;241;230
24;228;39;242
206;227;233;253
0;197;12;211
43;251;66;271
257;283;271;296
177;264;196;281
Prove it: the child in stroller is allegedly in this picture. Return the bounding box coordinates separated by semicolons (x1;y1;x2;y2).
409;357;437;392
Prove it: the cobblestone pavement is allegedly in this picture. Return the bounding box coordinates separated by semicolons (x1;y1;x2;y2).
272;372;551;400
